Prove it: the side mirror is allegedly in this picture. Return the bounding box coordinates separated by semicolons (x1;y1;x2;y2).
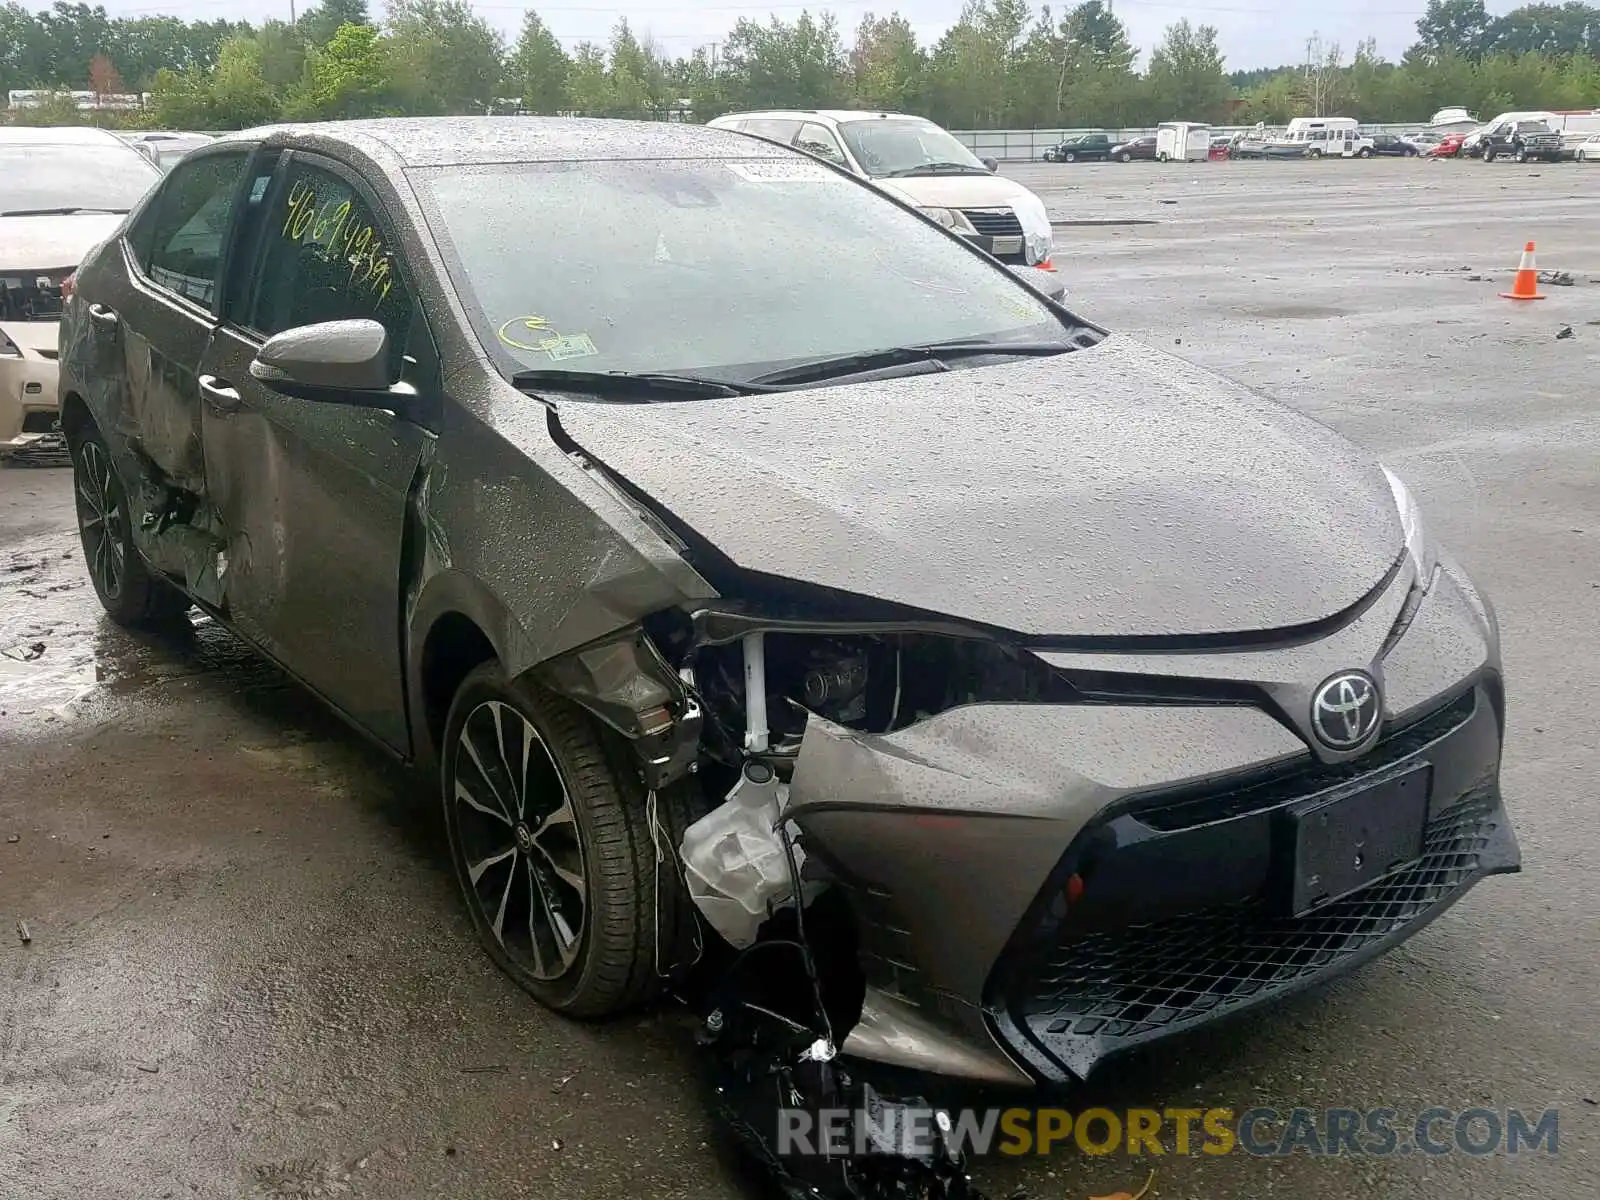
249;318;397;405
1008;263;1067;303
981;156;999;172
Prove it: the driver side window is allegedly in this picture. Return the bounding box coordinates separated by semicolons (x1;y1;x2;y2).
246;163;413;379
794;122;848;169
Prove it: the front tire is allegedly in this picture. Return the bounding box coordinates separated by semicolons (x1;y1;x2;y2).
1358;147;1372;158
1063;151;1077;163
1514;147;1528;163
1483;148;1496;162
441;662;696;1018
1119;152;1132;163
71;424;189;627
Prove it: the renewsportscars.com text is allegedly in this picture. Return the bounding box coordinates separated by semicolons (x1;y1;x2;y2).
776;1105;1560;1158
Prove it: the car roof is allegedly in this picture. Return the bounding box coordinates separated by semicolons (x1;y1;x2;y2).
0;125;136;147
211;116;792;168
713;109;935;127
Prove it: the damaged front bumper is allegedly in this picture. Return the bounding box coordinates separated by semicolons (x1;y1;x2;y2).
784;671;1518;1088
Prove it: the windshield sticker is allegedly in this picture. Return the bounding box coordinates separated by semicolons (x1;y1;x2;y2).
496;317;598;361
278;177;393;304
725;161;840;184
539;333;598;361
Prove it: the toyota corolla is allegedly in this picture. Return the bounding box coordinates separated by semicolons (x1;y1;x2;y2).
55;117;1519;1091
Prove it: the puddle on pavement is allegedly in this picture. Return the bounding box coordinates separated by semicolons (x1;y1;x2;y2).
1;534;291;723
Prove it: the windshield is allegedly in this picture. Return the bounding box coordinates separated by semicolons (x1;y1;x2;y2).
0;144;160;215
415;156;1068;387
834;118;988;178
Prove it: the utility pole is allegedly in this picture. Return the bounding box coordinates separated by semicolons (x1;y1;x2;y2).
290;0;297;22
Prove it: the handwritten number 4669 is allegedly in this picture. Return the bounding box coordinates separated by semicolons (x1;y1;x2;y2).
280;179;394;305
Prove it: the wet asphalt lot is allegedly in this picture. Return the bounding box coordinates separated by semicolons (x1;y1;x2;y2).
3;157;1598;1199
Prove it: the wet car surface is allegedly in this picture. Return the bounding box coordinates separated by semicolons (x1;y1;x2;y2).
3;158;1597;1199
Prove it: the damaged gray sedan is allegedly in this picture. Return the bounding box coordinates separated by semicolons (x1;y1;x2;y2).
56;118;1519;1093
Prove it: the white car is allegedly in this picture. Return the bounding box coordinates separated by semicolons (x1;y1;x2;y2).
1;126;161;460
706;109;1056;271
120;130;218;173
1577;133;1600;162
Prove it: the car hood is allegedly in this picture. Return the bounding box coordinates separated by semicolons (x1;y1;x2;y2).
0;212;122;272
869;173;1038;211
550;336;1404;640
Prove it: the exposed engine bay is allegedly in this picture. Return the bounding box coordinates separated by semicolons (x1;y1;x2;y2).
543;609;1059;1200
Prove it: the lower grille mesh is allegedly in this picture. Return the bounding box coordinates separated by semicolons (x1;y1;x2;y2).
1019;790;1497;1047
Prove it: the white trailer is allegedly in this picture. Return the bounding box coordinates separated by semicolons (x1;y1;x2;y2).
1156;121;1211;162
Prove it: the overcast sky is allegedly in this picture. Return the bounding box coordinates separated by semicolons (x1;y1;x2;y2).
87;0;1528;72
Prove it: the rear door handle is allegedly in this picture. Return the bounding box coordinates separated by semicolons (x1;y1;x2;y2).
87;303;118;325
198;374;243;414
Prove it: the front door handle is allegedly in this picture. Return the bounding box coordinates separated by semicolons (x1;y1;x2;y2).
87;303;118;325
198;374;243;414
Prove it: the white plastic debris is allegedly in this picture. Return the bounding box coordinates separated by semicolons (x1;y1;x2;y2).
680;760;806;948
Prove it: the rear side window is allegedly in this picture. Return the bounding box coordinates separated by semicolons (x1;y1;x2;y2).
136;151;250;307
743;119;803;143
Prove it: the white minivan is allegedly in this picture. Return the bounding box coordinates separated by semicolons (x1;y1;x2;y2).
707;109;1056;270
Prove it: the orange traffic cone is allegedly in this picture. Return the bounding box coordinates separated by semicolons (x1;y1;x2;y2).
1500;241;1545;300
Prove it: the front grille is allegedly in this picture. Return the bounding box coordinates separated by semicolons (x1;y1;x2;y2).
961;209;1024;238
1131;687;1477;832
1011;788;1498;1068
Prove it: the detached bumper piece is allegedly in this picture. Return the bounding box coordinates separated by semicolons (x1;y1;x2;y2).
987;680;1521;1084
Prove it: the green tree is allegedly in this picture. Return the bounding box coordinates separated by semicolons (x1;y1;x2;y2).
1146;20;1231;121
1412;0;1492;61
507;11;569;113
298;0;371;49
849;12;926;110
284;20;394;119
384;0;505;114
719;11;848;111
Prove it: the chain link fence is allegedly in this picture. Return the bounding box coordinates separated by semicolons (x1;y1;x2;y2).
951;123;1435;162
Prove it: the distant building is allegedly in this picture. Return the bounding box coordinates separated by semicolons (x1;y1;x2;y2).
7;89;147;111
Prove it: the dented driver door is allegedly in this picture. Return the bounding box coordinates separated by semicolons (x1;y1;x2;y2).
196;151;429;752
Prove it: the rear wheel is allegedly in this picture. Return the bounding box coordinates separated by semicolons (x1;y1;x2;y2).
71;425;189;627
441;661;697;1017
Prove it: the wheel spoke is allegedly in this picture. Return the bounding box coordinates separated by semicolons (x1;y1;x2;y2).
533;794;575;837
526;853;582;969
488;701;526;821
489;850;518;943
455;778;512;826
532;841;585;895
467;844;516;885
459;725;515;823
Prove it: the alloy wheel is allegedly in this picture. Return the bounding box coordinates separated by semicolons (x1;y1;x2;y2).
75;440;125;602
451;699;587;981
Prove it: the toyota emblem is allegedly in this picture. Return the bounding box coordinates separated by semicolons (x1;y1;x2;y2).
1310;671;1381;751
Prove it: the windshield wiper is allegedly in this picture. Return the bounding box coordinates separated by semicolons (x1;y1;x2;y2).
744;340;1072;389
883;162;992;177
0;206;131;217
509;367;760;401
